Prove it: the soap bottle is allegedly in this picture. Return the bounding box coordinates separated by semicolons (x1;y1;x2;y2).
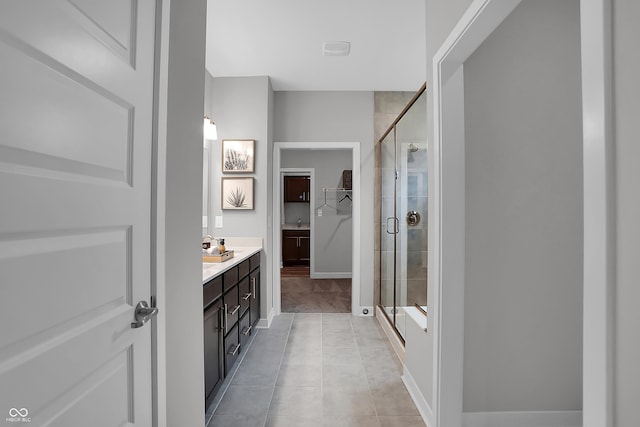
218;238;226;254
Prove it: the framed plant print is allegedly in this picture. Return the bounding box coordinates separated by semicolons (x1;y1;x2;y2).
222;139;255;173
221;177;254;210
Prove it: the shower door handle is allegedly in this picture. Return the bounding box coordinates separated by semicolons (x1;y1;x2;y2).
386;217;399;234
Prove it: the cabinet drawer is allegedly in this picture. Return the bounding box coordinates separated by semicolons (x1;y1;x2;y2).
239;311;252;349
223;266;238;291
239;276;251;317
224;285;240;334
238;259;250;279
203;275;223;308
282;229;310;238
224;323;240;376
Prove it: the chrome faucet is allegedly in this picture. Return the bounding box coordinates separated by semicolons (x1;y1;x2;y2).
297;218;302;228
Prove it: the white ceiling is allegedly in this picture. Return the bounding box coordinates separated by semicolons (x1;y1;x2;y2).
205;0;426;91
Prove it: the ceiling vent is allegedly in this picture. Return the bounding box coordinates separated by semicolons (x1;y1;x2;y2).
322;41;350;57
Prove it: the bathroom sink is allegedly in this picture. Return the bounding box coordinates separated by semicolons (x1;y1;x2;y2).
203;250;234;263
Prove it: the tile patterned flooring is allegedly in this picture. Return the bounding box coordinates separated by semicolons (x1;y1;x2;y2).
206;313;425;427
280;278;352;313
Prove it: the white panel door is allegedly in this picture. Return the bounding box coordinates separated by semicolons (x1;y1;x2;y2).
0;1;157;426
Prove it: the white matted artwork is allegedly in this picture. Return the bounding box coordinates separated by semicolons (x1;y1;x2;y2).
222;177;254;210
222;139;255;173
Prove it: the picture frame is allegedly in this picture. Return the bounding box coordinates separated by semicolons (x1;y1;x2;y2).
221;177;254;210
222;139;255;173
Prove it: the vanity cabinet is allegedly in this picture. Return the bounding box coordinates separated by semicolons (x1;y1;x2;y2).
282;229;310;266
284;176;310;203
203;276;223;408
203;251;261;408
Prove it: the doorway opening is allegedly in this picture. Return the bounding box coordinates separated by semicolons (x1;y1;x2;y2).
272;142;361;316
280;170;312;279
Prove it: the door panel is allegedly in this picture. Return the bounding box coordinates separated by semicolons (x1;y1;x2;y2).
0;1;156;425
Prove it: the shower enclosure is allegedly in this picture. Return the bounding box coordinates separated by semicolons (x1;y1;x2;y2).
378;84;427;340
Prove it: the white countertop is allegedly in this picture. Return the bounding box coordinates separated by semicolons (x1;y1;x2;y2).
281;223;310;230
202;245;261;284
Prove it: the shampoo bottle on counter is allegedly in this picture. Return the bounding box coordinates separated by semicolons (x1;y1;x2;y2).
218;238;225;254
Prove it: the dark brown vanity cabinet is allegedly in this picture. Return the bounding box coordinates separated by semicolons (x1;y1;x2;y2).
203;276;223;408
284;176;310;202
203;252;261;408
282;229;310;266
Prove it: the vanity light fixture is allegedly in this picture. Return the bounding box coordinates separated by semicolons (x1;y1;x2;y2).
203;115;218;141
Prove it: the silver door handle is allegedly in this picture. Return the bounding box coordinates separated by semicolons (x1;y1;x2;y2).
224;303;228;333
242;293;252;301
241;325;252;336
227;343;240;356
386;217;399;234
229;305;241;316
252;277;256;299
131;301;159;328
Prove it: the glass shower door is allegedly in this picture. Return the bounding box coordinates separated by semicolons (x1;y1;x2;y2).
380;130;401;334
378;87;427;341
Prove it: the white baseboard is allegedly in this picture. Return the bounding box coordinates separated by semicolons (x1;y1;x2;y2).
402;369;434;427
462;410;582;427
310;272;352;279
375;305;405;363
256;307;275;328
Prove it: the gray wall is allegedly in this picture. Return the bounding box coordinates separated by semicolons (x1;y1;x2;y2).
462;0;582;412
164;0;206;425
274;91;375;306
613;0;640;425
281;149;353;274
206;75;274;321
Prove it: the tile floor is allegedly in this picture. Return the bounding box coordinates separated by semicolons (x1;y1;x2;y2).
206;313;425;427
280;278;352;313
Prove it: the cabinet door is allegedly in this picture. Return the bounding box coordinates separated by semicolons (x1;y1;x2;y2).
282;232;301;266
284;176;310;202
204;299;223;408
299;234;311;261
250;267;260;328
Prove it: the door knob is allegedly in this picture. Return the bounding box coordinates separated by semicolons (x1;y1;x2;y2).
131;300;159;328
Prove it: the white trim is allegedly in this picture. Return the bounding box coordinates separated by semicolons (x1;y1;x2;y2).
462;411;582;427
580;1;614;427
402;369;435;427
279;168;315;275
272;142;361;315
310;272;352;279
256;306;275;329
151;0;170;426
375;305;405;363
